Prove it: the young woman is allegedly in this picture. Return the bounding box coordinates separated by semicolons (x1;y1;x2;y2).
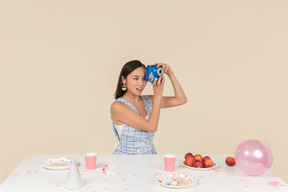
111;60;187;155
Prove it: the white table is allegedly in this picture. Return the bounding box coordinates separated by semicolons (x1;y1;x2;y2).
0;154;287;192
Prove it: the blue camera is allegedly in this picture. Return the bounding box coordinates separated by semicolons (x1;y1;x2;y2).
145;65;164;82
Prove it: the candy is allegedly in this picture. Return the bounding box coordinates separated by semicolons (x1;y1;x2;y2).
164;179;173;185
157;176;164;182
171;175;178;181
170;181;178;186
179;182;186;186
156;173;194;187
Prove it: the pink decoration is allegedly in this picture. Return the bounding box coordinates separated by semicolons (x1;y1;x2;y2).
102;164;109;174
235;139;273;176
267;181;285;187
267;181;280;187
211;168;220;172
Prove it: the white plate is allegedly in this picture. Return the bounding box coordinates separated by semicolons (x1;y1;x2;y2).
155;173;197;189
183;161;218;171
41;157;72;170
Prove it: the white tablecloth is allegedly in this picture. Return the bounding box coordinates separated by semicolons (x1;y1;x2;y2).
0;154;287;192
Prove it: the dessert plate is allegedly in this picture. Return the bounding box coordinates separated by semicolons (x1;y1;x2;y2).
155;172;197;189
41;157;72;170
183;162;218;171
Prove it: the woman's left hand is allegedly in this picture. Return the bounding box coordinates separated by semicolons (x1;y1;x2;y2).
155;63;173;76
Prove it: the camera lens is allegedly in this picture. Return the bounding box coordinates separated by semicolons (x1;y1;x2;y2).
157;68;163;76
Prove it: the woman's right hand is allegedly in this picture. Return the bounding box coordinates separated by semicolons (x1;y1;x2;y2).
153;76;165;98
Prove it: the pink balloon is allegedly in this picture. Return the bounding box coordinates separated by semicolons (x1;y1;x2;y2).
235;139;273;176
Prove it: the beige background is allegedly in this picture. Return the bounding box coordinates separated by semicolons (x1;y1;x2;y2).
0;0;287;184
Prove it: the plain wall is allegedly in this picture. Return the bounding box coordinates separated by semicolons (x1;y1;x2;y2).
1;0;287;184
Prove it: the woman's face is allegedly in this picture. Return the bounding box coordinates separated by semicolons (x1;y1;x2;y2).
122;67;147;96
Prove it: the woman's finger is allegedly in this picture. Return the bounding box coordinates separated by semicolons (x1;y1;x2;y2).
162;76;165;84
156;77;160;85
163;66;168;72
154;63;160;68
157;76;163;85
155;63;165;68
153;78;158;86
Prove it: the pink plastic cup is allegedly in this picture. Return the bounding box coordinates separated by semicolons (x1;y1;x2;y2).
85;152;97;170
164;154;176;172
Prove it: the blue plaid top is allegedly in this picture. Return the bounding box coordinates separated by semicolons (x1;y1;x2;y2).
111;95;157;155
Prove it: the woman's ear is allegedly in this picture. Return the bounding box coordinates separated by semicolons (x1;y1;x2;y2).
121;76;126;84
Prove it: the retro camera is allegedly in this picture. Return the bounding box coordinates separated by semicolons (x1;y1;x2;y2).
145;65;164;82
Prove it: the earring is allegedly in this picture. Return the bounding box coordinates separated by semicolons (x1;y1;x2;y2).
122;84;127;91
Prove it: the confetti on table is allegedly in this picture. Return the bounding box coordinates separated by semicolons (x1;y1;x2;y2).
267;181;285;187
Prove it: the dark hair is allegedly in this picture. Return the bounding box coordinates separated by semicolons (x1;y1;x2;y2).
114;60;146;99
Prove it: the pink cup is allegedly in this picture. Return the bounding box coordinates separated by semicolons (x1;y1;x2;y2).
164;154;176;172
85;152;97;170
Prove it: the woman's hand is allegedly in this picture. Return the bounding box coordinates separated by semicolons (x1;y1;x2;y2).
155;63;173;76
153;76;165;98
151;62;187;108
